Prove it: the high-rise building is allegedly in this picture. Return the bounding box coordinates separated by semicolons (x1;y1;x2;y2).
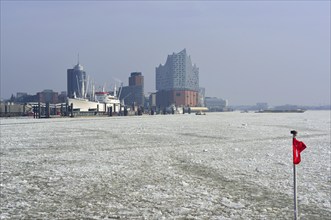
67;62;87;98
129;72;144;86
119;72;144;107
155;49;199;107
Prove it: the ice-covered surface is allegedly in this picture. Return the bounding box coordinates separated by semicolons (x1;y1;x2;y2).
0;111;330;219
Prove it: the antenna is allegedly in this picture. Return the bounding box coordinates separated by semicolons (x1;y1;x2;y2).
77;53;80;64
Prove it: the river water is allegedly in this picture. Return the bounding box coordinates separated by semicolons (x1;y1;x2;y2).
1;111;330;219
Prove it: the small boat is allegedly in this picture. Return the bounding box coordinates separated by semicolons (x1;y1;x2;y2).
196;111;206;115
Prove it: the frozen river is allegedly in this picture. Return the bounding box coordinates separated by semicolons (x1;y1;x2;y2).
1;111;330;219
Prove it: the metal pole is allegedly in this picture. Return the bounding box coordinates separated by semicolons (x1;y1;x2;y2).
70;103;74;117
46;102;50;118
293;163;298;220
38;102;41;118
291;130;298;220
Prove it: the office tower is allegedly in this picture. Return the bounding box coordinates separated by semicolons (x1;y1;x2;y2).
119;72;145;107
67;62;87;98
129;72;144;86
155;49;199;107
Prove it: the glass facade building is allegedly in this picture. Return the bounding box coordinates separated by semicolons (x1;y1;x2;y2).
67;63;87;98
156;49;199;92
155;49;199;107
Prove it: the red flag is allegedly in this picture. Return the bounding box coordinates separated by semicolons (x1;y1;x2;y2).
293;138;307;164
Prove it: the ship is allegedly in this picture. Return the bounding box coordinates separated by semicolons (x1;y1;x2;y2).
67;86;121;113
67;97;101;112
94;91;121;112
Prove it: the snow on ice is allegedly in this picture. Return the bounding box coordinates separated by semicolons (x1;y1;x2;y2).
0;111;330;219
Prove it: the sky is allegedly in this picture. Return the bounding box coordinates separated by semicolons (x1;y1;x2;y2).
1;1;330;106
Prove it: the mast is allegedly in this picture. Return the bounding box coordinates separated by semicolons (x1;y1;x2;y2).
91;79;95;101
114;84;117;97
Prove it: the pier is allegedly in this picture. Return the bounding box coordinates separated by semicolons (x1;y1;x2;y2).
0;101;209;118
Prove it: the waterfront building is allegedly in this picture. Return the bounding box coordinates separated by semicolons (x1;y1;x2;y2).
155;49;199;107
15;92;30;103
129;72;144;86
16;92;28;99
119;72;144;107
67;62;87;98
14;93;37;103
58;91;67;103
205;97;228;111
37;90;58;104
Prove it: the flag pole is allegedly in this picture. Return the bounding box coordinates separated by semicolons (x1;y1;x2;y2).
291;130;298;220
293;163;298;220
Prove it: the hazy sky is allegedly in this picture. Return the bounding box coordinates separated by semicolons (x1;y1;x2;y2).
1;1;330;106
